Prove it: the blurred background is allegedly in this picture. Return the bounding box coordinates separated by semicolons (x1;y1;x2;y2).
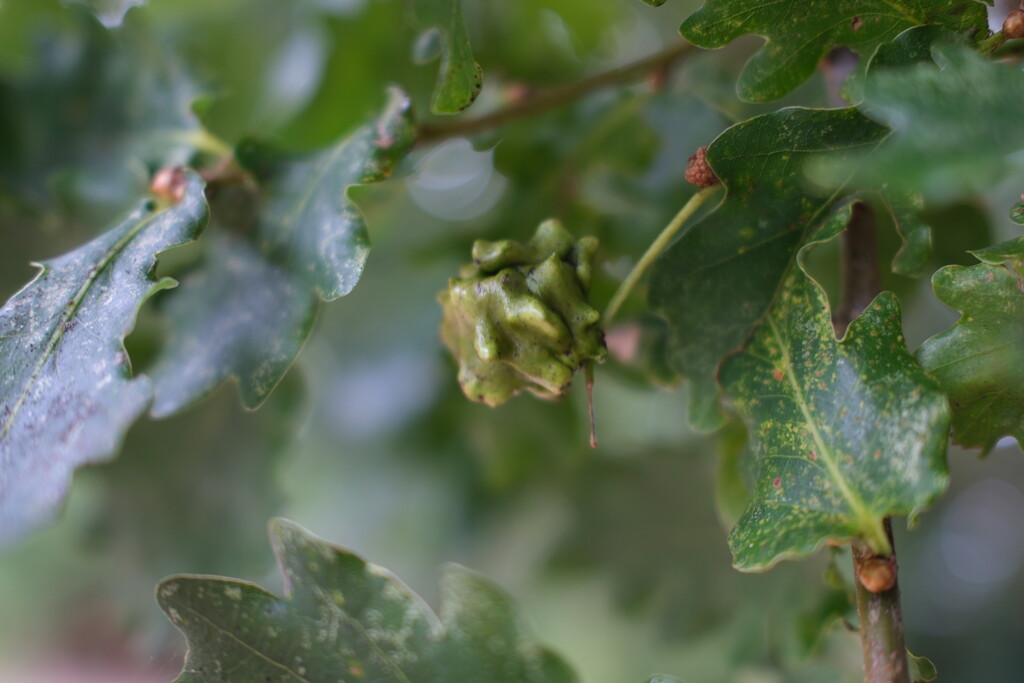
1;0;1023;681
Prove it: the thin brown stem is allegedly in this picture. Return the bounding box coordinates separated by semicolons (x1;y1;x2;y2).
416;42;696;144
835;201;881;335
853;527;910;683
836;203;910;683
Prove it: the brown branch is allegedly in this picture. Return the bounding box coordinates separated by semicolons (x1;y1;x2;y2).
835;201;881;335
416;42;697;145
835;203;910;683
853;525;910;683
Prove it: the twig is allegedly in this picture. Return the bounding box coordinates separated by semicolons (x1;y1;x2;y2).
836;203;910;683
416;42;696;144
603;185;719;326
835;202;881;335
853;527;910;683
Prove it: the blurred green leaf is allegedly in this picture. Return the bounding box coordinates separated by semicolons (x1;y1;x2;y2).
918;236;1024;452
0;172;208;544
159;518;578;682
410;0;482;114
679;0;987;102
827;45;1024;201
720;204;950;570
715;415;753;530
150;90;414;416
909;649;938;681
0;6;203;220
149;233;316;417
795;549;855;656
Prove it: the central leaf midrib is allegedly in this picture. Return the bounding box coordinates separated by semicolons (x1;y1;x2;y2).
0;207;160;442
178;602;311;682
766;315;876;538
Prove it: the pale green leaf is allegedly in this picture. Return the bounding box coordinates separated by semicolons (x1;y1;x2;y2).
917;236;1024;452
159;519;578;683
679;0;987;102
410;0;483;114
0;172;208;544
720;205;950;570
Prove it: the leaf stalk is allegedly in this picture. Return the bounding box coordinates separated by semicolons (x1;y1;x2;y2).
603;185;719;325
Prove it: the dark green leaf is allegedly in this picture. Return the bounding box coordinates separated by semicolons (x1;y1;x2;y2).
410;0;483;114
649;107;897;429
0;172;208;544
720;206;950;570
679;0;986;102
0;8;203;220
150;90;414;416
917;236;1024;452
159;518;578;683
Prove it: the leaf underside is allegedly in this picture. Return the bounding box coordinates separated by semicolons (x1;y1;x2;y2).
159;519;578;683
0;172;208;544
918;237;1024;453
679;0;987;102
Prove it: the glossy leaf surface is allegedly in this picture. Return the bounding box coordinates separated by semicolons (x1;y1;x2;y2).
679;0;987;102
649;107;893;429
0;173;208;544
159;519;578;683
721;211;950;570
917;237;1024;452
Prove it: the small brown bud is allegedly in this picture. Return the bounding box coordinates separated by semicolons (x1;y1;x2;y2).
857;557;896;593
1004;9;1024;40
151;167;188;203
685;146;719;188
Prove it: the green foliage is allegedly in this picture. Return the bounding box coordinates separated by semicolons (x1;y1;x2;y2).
721;206;950;569
410;0;483;114
648;107;920;429
2;1;1024;681
679;0;987;102
159;518;578;683
0;172;207;544
833;44;1024;200
151;90;415;416
438;220;606;406
918;237;1024;452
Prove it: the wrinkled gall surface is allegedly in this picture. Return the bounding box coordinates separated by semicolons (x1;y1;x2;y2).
439;220;606;407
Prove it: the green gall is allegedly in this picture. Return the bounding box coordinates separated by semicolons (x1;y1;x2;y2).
438;219;607;407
